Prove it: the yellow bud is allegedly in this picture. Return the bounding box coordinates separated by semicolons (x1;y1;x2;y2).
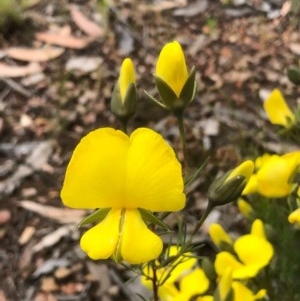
118;58;136;103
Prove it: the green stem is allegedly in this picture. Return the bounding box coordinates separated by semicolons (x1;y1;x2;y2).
190;202;214;239
151;262;159;301
120;119;128;134
176;114;188;171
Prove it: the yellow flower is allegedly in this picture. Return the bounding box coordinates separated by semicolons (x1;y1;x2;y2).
232;281;266;301
214;219;273;279
263;89;296;128
209;223;233;249
237;198;254;219
118;58;136;102
61;128;185;264
141;246;207;301
288;208;300;225
156;41;188;97
243;152;300;198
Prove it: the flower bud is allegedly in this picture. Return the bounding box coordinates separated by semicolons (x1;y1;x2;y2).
153;41;196;114
111;58;137;123
208;160;254;206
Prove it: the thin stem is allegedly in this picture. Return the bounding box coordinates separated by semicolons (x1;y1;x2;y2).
176;114;188;171
190;202;214;239
151;262;159;301
120;119;128;134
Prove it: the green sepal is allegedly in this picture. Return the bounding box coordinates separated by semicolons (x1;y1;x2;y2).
144;90;167;109
208;171;246;206
185;156;209;187
154;75;178;109
287;67;300;86
111;82;137;121
201;257;217;281
179;67;197;106
78;208;110;227
138;208;171;231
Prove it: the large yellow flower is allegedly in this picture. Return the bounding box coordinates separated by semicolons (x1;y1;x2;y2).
61;128;185;264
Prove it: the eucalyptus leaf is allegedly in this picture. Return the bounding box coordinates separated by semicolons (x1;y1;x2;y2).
138;208;170;231
78;208;110;227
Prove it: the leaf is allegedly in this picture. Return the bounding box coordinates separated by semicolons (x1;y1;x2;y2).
138;209;170;231
70;5;104;38
19;200;85;224
185;157;209;186
78;208;110;227
35;31;92;49
0;62;42;78
5;46;64;62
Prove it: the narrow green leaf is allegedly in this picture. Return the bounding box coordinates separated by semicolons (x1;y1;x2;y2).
185;156;209;186
138;208;171;231
78;208;110;227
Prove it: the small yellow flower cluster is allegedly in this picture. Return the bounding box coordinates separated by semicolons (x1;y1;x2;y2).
242;151;300;198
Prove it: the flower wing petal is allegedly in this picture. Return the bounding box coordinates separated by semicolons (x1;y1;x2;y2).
125;128;185;211
80;208;121;260
61;128;128;209
120;209;163;264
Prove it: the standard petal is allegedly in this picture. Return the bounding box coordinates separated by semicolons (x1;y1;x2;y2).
61;128;128;209
80;208;121;260
125;128;185;211
234;234;273;272
120;209;163;264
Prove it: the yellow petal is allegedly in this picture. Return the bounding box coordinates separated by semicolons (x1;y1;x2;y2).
209;223;233;248
218;268;232;301
120;209;163;264
263;89;295;128
232;281;266;301
288;208;300;225
180;268;210;297
61;128;129;209
118;58;136;102
125;128;185;211
61;127;185;211
226;160;254;183
156;41;188;97
250;219;266;239
256;154;297;197
237;199;253;218
234;234;273;273
80;208;120;260
215;252;244;277
242;174;258;195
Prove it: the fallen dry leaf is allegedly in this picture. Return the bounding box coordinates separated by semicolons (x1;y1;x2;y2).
5;47;64;62
35;31;92;49
33;225;76;252
70;5;104;38
19;200;85;224
65;56;102;73
0;62;42;78
19;226;36;245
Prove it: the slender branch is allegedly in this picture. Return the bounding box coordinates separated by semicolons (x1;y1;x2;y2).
176;114;188;171
151;262;159;301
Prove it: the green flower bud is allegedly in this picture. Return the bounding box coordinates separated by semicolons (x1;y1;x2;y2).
111;58;137;124
208;161;254;206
